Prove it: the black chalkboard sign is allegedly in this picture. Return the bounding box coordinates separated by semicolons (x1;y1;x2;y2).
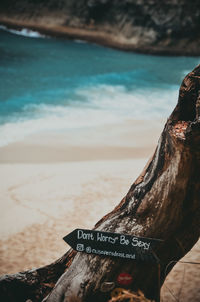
63;229;162;262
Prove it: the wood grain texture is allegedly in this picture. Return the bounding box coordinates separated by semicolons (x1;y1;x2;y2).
0;65;200;302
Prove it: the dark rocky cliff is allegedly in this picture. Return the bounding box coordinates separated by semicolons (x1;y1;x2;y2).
0;0;200;55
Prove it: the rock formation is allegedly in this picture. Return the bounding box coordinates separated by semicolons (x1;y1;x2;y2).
0;0;200;55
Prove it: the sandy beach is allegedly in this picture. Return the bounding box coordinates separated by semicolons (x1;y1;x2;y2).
0;120;199;301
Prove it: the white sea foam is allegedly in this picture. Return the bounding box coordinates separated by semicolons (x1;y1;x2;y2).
75;84;178;118
0;106;117;147
0;25;46;38
0;84;178;147
74;39;87;44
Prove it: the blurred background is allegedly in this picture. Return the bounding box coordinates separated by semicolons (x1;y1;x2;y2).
0;1;200;301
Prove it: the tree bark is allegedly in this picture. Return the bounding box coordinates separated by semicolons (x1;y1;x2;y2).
0;65;200;302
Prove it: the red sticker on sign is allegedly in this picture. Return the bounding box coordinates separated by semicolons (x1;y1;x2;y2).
117;273;133;285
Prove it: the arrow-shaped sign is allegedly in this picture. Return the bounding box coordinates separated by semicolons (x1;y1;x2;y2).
63;229;162;262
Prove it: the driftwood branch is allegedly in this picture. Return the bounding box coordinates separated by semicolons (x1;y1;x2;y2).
0;65;200;302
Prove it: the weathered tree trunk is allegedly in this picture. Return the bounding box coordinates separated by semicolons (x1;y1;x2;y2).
0;65;200;302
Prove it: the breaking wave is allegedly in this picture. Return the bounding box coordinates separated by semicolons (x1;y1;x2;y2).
0;84;178;147
0;25;46;38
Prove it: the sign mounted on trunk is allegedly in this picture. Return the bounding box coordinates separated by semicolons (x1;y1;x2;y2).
63;229;162;262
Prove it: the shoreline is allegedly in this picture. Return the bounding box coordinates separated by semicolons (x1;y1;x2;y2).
0;17;200;57
0;120;163;163
0;144;154;163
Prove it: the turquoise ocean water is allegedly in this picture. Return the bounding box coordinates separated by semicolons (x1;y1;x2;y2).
0;26;199;146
